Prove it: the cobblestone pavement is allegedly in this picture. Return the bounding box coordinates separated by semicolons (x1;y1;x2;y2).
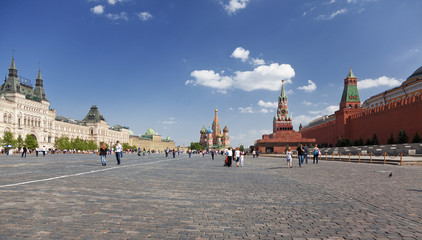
0;153;421;240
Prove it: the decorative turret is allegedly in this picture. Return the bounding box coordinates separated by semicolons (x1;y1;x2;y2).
223;125;229;132
8;56;17;78
0;55;20;93
340;68;361;110
34;68;47;101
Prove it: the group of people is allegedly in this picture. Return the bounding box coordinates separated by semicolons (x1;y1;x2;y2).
98;141;122;166
286;144;320;168
224;147;245;167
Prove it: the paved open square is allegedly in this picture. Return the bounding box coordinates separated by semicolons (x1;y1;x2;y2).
0;153;421;239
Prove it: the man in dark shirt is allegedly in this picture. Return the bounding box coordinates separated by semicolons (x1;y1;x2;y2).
296;144;304;167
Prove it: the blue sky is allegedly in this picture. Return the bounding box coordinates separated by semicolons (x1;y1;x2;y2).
1;0;421;147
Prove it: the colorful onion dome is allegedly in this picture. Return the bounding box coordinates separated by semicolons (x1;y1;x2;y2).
200;125;207;134
206;126;213;134
223;125;229;132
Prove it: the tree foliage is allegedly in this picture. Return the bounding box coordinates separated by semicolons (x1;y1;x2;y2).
25;134;38;150
387;133;395;144
412;132;421;143
190;142;204;151
16;135;24;151
54;136;98;151
2;132;16;147
239;145;245;152
397;129;409;144
372;133;379;145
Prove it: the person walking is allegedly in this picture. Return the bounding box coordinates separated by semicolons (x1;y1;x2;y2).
286;147;293;168
313;144;320;164
252;150;256;158
188;149;192;158
211;150;215;160
42;146;46;157
22;145;28;158
296;144;304;168
240;151;244;167
303;144;309;164
99;142;108;166
235;147;240;167
172;148;176;158
115;141;122;165
227;147;233;167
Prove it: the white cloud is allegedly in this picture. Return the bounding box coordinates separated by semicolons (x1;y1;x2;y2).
303;100;313;106
223;0;250;14
106;12;128;20
186;70;233;93
258;100;277;109
259;109;274;113
234;63;295;91
303;7;316;16
252;58;265;66
231;47;249;62
297;80;317;92
138;12;153;21
317;8;347;20
295;115;317;126
91;5;104;14
108;0;125;5
358;76;402;90
309;105;338;115
239;106;254;113
187;63;295;93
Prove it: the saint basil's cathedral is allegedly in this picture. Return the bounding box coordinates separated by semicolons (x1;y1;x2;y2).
199;109;230;149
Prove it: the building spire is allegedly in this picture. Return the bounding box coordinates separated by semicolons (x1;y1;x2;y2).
36;68;42;80
8;53;18;77
214;108;219;123
280;80;287;99
347;68;356;78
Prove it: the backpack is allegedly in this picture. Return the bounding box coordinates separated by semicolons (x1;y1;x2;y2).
313;148;319;155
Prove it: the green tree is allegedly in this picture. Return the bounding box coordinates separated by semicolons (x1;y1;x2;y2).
372;133;379;145
3;131;16;147
16;135;24;152
24;134;38;150
190;142;204;151
412;132;421;143
398;130;409;144
87;140;98;150
365;137;372;146
54;136;71;150
239;145;245;152
387;133;395;144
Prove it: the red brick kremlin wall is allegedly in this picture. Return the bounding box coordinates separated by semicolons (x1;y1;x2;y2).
300;95;422;145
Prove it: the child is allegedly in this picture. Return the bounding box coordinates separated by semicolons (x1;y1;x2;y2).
240;151;244;167
286;148;293;168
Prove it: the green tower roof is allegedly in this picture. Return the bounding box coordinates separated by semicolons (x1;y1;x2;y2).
347;68;356;78
82;105;105;122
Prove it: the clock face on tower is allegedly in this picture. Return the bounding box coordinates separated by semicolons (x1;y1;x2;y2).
281;109;286;114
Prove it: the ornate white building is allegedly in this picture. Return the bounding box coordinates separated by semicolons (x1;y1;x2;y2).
0;56;131;149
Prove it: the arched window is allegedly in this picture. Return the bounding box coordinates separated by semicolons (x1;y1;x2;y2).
8;114;12;123
3;113;7;123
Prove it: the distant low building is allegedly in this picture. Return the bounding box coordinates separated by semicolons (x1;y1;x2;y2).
129;128;175;151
